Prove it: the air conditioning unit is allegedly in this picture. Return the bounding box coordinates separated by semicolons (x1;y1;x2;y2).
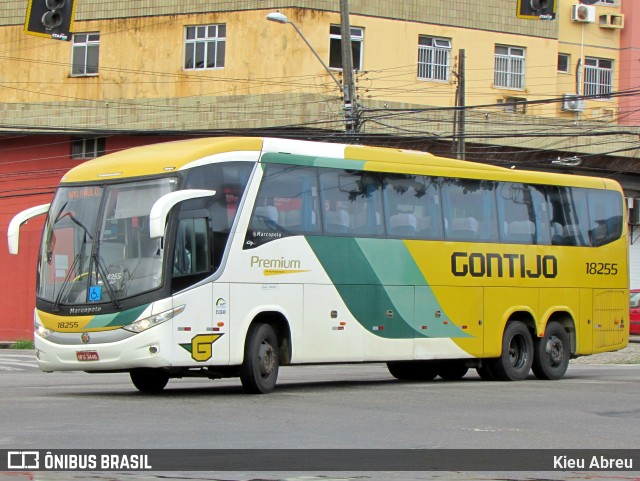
571;4;596;23
562;94;584;112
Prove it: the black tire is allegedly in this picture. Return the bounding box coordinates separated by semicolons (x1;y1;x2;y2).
437;361;469;380
240;323;279;394
387;361;438;381
532;321;570;380
490;321;533;381
476;362;497;381
130;368;169;393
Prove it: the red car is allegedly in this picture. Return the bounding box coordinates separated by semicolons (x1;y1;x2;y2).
630;289;640;335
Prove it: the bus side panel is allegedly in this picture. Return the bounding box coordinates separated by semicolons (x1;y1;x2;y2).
592;288;628;353
578;288;594;354
301;284;364;362
170;283;228;366
228;283;303;365
426;285;483;358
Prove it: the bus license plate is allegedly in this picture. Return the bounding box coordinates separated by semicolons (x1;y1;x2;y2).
76;351;99;361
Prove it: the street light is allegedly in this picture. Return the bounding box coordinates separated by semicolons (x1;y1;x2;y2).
266;11;358;132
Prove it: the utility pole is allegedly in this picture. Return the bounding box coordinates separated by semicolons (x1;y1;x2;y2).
339;0;359;133
453;49;466;160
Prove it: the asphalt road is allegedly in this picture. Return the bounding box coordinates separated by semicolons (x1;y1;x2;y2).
0;350;638;481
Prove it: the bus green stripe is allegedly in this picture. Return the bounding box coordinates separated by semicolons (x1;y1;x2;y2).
306;236;469;339
85;304;150;329
261;153;366;170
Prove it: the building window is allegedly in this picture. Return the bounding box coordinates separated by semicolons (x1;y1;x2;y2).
329;25;363;70
417;36;451;81
494;45;525;90
71;33;100;76
558;53;570;73
184;24;226;70
499;96;527;113
72;137;106;160
584;57;613;99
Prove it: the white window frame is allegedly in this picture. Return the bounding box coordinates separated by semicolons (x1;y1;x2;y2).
417;36;451;82
584;57;613;100
71;137;105;160
71;33;100;77
329;25;363;71
494;45;525;90
184;24;226;70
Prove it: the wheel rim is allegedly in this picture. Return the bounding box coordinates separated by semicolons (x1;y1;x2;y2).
258;339;276;377
509;335;528;369
545;335;564;367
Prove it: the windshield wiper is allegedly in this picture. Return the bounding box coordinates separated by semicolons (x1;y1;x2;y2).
92;253;122;310
53;253;82;313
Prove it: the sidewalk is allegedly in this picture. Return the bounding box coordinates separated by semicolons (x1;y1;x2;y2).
571;335;640;365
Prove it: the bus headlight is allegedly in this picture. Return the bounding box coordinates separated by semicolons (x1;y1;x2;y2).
34;318;52;339
123;305;185;333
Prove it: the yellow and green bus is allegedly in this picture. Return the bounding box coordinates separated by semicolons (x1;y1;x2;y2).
8;137;629;393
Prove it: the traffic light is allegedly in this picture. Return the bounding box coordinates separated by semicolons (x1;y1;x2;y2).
24;0;76;41
517;0;557;20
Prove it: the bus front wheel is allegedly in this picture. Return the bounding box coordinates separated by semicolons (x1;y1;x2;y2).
130;368;169;393
532;321;570;380
240;323;279;394
490;321;533;381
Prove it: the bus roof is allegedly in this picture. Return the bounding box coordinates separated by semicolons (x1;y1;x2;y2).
61;137;263;183
60;136;621;192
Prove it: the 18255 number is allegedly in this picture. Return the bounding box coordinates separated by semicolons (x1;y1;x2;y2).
586;262;618;275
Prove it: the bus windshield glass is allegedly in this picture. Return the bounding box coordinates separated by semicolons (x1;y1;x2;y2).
37;178;178;306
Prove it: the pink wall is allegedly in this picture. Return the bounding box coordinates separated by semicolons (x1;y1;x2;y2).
619;0;640;126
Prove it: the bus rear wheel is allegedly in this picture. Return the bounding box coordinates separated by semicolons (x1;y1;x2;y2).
387;361;438;381
490;321;533;381
240;323;279;394
130;368;169;393
532;321;570;380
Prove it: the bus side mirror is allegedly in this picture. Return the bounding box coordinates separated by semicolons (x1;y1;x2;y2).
149;190;216;239
7;203;51;255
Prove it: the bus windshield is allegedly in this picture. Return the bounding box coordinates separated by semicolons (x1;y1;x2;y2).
37;178;178;307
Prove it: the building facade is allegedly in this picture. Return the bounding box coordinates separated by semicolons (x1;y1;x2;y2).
0;0;638;339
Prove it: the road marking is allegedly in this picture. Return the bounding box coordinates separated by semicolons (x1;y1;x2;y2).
0;351;39;370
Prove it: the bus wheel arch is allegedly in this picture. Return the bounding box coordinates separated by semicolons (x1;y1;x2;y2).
239;311;292;394
489;314;535;381
532;313;573;380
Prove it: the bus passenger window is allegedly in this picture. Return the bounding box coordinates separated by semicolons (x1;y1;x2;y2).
382;174;442;239
587;190;623;246
442;178;498;242
319;168;383;237
244;164;320;248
